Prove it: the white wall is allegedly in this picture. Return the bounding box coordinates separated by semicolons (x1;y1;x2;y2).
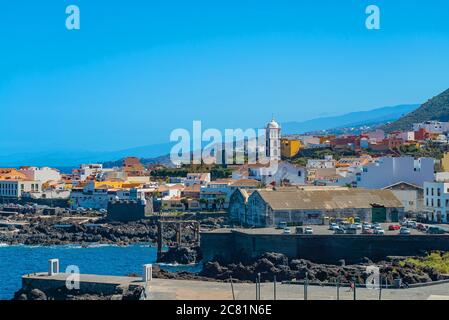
390;189;421;213
261;162;306;186
0;180;42;198
20;167;61;183
357;157;434;189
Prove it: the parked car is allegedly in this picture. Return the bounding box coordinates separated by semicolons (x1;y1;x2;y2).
407;221;417;228
304;227;314;235
373;223;381;229
345;227;358;235
427;226;446;234
277;221;288;229
329;223;338;230
399;227;411;235
374;227;385;235
389;225;401;231
283;228;291;234
417;224;428;232
362;228;374;235
334;227;345;234
354;223;362;230
362;223;372;230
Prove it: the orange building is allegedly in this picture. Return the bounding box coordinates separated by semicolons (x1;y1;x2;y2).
0;168;27;181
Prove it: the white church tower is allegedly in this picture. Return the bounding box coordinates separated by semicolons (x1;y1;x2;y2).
266;118;281;162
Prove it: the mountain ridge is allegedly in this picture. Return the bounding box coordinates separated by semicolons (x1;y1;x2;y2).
382;88;449;132
282;104;418;134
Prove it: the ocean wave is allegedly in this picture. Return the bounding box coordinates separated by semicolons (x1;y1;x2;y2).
0;243;154;250
158;262;201;267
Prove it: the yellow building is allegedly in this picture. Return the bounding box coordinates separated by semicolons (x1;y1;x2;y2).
281;138;302;158
93;181;126;189
442;152;449;172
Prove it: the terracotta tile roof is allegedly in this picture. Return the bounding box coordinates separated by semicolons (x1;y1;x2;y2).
183;184;201;192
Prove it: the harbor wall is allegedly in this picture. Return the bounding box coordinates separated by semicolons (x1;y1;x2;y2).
201;231;449;264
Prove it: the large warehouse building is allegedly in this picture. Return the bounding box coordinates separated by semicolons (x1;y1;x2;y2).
229;188;404;227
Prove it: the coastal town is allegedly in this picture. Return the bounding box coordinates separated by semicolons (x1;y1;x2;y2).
5;88;449;300
3;117;449;225
2;0;449;314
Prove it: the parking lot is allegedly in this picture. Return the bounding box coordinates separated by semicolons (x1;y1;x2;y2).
297;223;423;236
233;222;442;237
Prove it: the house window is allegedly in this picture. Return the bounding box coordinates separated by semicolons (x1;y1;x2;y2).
298;171;302;177
438;188;441;196
438;199;441;207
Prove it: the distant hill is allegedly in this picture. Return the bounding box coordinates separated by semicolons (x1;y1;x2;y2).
382;88;449;132
282;104;419;134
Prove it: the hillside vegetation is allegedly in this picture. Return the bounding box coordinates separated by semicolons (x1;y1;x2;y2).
402;252;449;274
383;88;449;132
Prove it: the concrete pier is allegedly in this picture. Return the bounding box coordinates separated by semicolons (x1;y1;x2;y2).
22;273;145;296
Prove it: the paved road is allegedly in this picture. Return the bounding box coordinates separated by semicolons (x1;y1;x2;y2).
148;279;449;300
23;273;449;300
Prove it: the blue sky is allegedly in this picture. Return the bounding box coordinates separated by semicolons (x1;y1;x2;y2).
1;0;449;155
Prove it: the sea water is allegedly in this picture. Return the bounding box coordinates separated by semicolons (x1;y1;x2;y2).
0;243;202;300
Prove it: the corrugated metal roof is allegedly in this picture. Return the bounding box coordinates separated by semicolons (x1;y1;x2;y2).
256;189;403;211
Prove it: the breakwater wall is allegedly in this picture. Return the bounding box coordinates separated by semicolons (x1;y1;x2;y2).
201;231;449;264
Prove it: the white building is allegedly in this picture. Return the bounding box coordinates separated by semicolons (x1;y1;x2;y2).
185;173;211;187
249;161;306;186
397;131;415;142
424;181;449;223
356;157;434;189
266;118;281;162
23;189;71;200
0;180;42;199
19;167;61;183
383;181;424;214
158;184;184;200
70;186;124;210
77;164;104;181
413;121;449;134
306;155;336;169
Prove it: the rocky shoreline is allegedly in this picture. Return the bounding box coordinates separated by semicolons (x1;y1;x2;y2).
0;216;225;246
156;252;448;287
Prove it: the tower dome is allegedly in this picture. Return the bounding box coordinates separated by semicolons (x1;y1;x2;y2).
267;118;280;129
